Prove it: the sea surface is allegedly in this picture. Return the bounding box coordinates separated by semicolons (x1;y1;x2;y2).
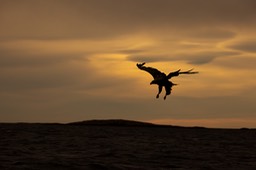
0;122;255;169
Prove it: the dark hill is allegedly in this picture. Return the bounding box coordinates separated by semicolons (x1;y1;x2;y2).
67;119;157;127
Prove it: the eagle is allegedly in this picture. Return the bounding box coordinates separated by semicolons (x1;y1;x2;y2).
137;62;198;100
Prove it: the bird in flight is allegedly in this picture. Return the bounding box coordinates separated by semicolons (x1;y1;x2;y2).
137;62;198;100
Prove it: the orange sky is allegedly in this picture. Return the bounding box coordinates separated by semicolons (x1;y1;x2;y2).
0;0;256;128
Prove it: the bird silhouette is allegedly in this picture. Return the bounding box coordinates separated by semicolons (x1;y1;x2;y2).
137;62;198;100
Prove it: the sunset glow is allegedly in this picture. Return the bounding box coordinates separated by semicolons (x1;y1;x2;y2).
1;0;256;128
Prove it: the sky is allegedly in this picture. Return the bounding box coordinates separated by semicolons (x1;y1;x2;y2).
0;0;256;128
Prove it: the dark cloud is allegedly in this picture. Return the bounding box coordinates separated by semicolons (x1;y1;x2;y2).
126;55;167;63
185;51;240;65
127;51;240;64
1;0;256;40
215;55;256;69
0;46;91;92
227;40;256;53
185;29;236;40
0;60;132;93
0;48;86;67
0;63;85;92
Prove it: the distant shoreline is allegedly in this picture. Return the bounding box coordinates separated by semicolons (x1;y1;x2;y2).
0;119;254;130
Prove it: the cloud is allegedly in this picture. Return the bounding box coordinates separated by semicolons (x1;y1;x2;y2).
213;55;256;69
227;39;256;53
185;51;240;64
0;48;86;68
0;62;88;92
1;0;256;40
127;55;167;63
184;29;236;41
127;51;240;65
0;42;90;92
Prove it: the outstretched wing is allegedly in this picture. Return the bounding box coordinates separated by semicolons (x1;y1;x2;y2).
137;62;165;79
167;69;199;79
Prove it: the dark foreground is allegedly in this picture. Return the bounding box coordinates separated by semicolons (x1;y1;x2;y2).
0;120;256;170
